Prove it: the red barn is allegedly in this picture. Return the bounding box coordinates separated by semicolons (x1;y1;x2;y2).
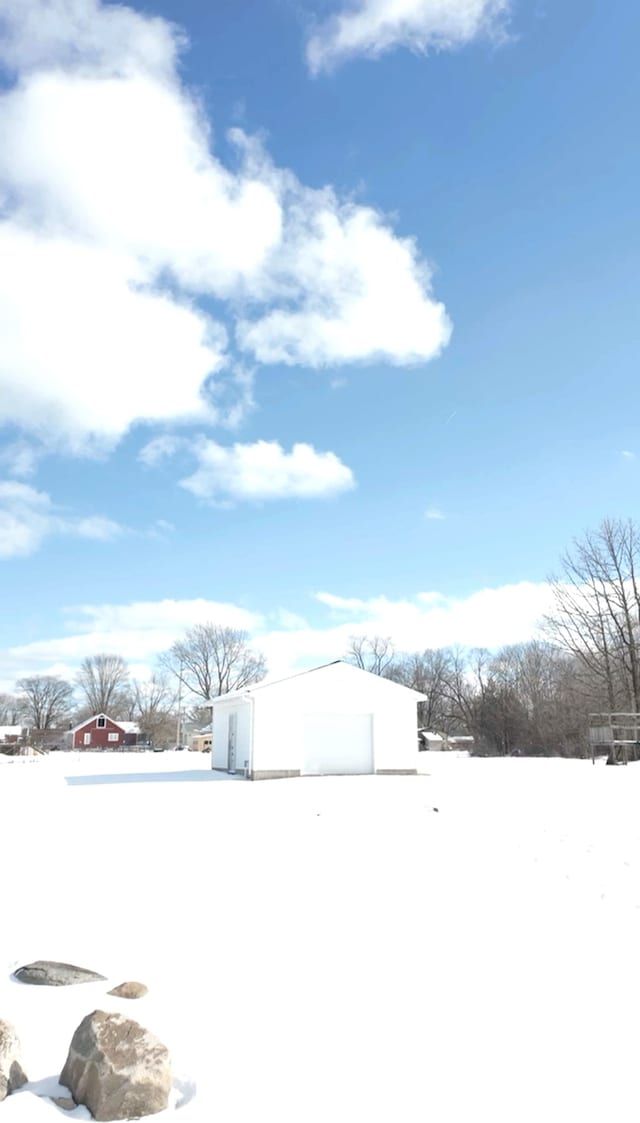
68;714;139;750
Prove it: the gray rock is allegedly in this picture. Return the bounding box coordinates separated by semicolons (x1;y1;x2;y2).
13;960;106;986
107;981;148;1000
37;1094;77;1112
0;1019;27;1100
60;1010;171;1121
52;1091;76;1109
51;1095;76;1111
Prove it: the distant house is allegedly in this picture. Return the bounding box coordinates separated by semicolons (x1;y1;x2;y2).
0;725;24;746
418;730;445;751
448;735;475;751
418;730;475;752
208;660;425;780
190;732;213;753
67;714;139;750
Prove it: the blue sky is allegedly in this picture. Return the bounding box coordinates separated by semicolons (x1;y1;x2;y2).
0;0;639;686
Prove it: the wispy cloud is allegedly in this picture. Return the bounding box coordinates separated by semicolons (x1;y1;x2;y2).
621;450;636;461
0;441;40;478
138;435;185;468
425;506;445;520
307;0;512;74
0;481;123;558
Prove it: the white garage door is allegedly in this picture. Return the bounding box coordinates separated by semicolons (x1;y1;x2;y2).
302;713;373;775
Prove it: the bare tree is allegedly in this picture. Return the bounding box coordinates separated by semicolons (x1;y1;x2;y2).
164;624;267;701
0;693;21;724
544;518;640;712
15;675;74;729
344;635;396;677
132;673;177;747
389;649;454;731
76;654;131;716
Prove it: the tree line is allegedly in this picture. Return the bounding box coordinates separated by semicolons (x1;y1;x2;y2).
0;625;267;747
345;518;640;757
4;517;640;755
345;636;585;756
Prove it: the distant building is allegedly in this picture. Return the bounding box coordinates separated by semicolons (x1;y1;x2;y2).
190;732;213;753
418;730;446;751
418;731;475;752
66;714;139;750
448;735;475;750
0;725;24;746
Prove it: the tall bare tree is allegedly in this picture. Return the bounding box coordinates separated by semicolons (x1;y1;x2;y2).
164;624;267;701
344;635;396;677
544;518;640;712
389;649;454;731
15;675;74;729
76;654;131;716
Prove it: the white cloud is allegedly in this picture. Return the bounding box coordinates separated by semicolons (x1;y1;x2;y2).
312;582;553;652
138;435;186;468
307;0;511;73
0;0;451;453
73;515;124;541
0;598;263;687
621;450;636;461
181;439;356;502
65;597;260;639
0;480;123;557
234;164;451;366
0;581;553;690
0;441;40;478
425;506;445;520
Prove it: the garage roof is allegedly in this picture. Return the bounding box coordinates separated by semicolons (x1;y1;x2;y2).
207;659;427;705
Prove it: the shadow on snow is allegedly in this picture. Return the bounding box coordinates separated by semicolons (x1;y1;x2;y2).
65;770;240;786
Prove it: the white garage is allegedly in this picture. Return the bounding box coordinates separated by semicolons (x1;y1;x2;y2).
209;660;425;780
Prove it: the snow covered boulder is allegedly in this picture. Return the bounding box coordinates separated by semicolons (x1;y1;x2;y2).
60;1010;171;1121
0;1019;28;1100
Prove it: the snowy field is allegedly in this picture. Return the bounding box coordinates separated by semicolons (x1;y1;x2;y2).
2;750;640;1122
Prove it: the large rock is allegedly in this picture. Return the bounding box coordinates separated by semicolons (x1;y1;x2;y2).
13;960;106;986
107;981;148;1000
0;1019;27;1100
60;1010;171;1121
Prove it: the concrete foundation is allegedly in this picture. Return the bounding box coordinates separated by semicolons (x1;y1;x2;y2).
250;769;302;781
375;769;418;776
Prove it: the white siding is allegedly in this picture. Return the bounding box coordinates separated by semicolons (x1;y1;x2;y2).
371;699;420;772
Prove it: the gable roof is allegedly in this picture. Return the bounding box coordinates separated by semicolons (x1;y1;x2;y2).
207;659;427;705
68;713;135;735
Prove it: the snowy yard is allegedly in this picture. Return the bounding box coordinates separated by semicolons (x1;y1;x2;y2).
2;751;640;1122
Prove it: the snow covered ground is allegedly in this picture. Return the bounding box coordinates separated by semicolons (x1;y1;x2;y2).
2;750;640;1122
